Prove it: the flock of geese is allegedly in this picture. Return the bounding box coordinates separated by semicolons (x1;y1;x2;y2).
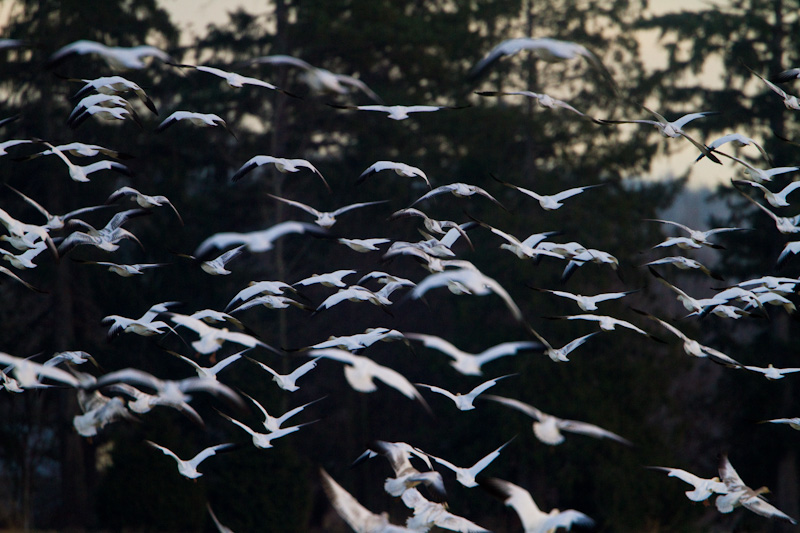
1;33;800;532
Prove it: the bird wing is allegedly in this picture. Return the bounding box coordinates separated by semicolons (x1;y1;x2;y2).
558;419;632;445
482;394;544;420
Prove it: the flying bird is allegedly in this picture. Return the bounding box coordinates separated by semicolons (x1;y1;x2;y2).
427;438;514;488
47;39;173;70
493;175;602;210
357;161;431;188
416;374;516;411
411;182;505;210
155;111;235;138
648;466;728;502
328;103;468;121
247;356;321;392
230;155;330;191
267;194;386;229
716;454;797;524
145;441;234;480
476;90;604;123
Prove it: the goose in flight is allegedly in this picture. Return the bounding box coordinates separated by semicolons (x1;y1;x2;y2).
106;186;183;225
307;327;406;352
480;477;596;533
1;240;48;270
328;103;468;121
746;65;800;110
602;106;721;163
41;142;132;183
174;63;291;95
404;333;543;376
155;111;236;138
484;394;632;445
47;40;173;70
293;269;357;289
642;256;723;280
648;266;729;315
362;440;446;500
245;54;383;102
389;208;473;247
0;351;85;389
530;287;637;311
73;392;133;437
170;350;244;381
228;294;312;313
176;244;246;276
68;75;158;114
544;313;654;338
357;161;430;188
476;90;604;123
319;467;418;533
102;301;181;339
308;348;428;407
219;411;315;449
416;373;516;411
193;221;326;257
716;454;797;524
168;313;280;355
468;36;615;90
719;151;800;183
224;280;297;312
337;237;391;253
733;179;800;208
248;356;321;392
314;284;399;314
105;382;204;426
230;155;330;191
57;208;149;255
0;207;56;253
409;267;525;322
697;132;770;163
648;466;728;502
631;308;743;367
761;417;800;430
240;391;324;433
740;192;800;234
267;194;386;229
67;93;142;128
401;487;490;532
14;141;132;161
71;259;169;277
411;182;505;210
493;175;602;210
145;441;234;480
427;438;514;488
532;330;599;363
742;363;800;380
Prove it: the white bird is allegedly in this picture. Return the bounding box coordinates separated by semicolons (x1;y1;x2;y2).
642;256;723;280
480;477;596;533
401;488;490;532
294;269;358;289
168;313;279;355
224;280;297;311
58;208;149;255
195;245;246;276
645;217;746;249
602;106;721;163
648;267;729;315
468;36;615;89
417;374;516;411
229;294;311;313
1;240;48;269
411;182;505;209
560;248;620;283
363;440;446;500
47;40;173;70
357;161;431;188
67;103;142;129
545;313;653;338
177;63;289;93
69;75;158;114
219;411;314;449
484;394;631;445
720;152;800;183
471;220;566;261
632;308;743;367
309;348;427;407
740;192;800;234
319;467;418;533
105;382;204;426
733;179;800;208
530;287;637;311
0;208;56;253
697;132;770;163
410;267;525;322
404;333;543;376
73;392;133;437
155;111;235;137
308;328;406;352
105;186;183;225
0;351;83;389
648;466;728;502
102;301;180;339
743;364;800;380
240;391;324;433
494;176;602;210
329;103;467;121
230;155;330;191
171;351;244;380
267;194;386;229
476;90;604;123
67;93;141;128
71;259;169;277
245;55;383;102
145;441;234;480
6;184;109;232
337;237;391;253
194;221;326;256
427;439;514;488
747;66;800;110
537;331;600;363
42;142;132;183
716;454;797;524
248;356;321;392
761;417;800;430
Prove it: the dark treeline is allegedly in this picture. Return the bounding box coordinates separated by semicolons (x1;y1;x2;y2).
0;0;798;531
